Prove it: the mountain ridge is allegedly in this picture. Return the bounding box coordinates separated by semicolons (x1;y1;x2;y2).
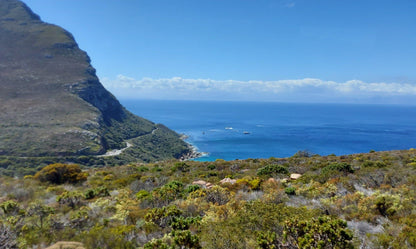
0;0;191;160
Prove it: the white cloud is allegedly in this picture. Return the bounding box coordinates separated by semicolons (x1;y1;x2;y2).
100;75;416;104
285;2;295;8
281;0;295;8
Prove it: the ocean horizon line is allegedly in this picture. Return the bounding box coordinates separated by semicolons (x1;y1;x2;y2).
118;98;416;107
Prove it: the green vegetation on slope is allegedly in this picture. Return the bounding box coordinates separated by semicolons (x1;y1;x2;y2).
1;149;416;248
0;124;192;177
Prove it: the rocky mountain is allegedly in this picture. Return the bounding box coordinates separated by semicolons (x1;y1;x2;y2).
0;0;191;160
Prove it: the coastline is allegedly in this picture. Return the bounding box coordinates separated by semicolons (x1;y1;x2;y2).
123;100;416;161
179;134;208;161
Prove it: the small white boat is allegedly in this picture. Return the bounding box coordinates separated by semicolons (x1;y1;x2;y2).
243;131;250;134
225;127;233;130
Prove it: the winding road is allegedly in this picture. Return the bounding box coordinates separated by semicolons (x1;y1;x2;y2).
97;141;133;157
97;127;159;157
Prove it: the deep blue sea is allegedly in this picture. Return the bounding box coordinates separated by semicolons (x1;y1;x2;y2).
121;99;416;161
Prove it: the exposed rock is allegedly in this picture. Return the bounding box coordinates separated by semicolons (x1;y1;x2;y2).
192;180;207;186
0;0;190;160
267;178;278;183
192;180;213;189
290;173;302;180
220;178;237;184
44;241;85;249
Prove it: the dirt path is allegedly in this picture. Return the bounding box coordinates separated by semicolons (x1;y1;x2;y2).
97;128;158;157
97;141;132;157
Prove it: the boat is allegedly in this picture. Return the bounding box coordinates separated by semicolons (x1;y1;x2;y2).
243;131;250;134
225;127;233;130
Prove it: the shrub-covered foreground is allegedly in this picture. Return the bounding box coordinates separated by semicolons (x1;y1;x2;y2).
1;149;416;248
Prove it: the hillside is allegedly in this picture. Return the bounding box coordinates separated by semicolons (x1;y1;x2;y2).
0;149;415;248
0;0;191;161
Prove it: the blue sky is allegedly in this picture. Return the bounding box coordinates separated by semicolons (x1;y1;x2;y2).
23;0;416;104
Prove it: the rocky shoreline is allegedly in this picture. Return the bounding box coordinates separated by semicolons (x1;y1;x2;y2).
179;134;208;161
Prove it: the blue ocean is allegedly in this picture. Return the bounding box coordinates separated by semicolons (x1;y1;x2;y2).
121;100;416;161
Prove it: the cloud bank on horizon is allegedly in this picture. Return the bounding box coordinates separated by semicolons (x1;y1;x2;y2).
102;75;416;105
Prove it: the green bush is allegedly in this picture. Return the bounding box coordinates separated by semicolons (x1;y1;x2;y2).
207;164;216;170
362;160;386;168
34;163;87;184
375;194;397;217
172;162;190;172
293;150;314;158
285;187;296;195
84;186;110;199
171;216;201;230
256;231;279;249
362;160;375;168
136;190;152;200
0;200;20;215
322;162;354;174
257;165;289;176
145;205;182;228
153;181;185;204
144;239;170;249
172;230;202;249
137;166;149;172
185;184;201;194
283;216;354;248
56;191;84;208
84;189;95;200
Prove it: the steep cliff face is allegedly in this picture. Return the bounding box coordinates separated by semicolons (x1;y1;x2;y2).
0;0;190;159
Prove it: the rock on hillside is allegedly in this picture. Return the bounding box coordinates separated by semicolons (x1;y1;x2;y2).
0;0;190;159
44;241;85;249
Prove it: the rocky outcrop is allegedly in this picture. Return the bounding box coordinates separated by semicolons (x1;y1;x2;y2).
44;241;85;249
219;178;237;185
0;0;190;160
290;173;302;180
192;180;213;189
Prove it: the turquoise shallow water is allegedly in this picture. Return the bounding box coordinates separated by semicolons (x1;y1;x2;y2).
121;99;416;161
